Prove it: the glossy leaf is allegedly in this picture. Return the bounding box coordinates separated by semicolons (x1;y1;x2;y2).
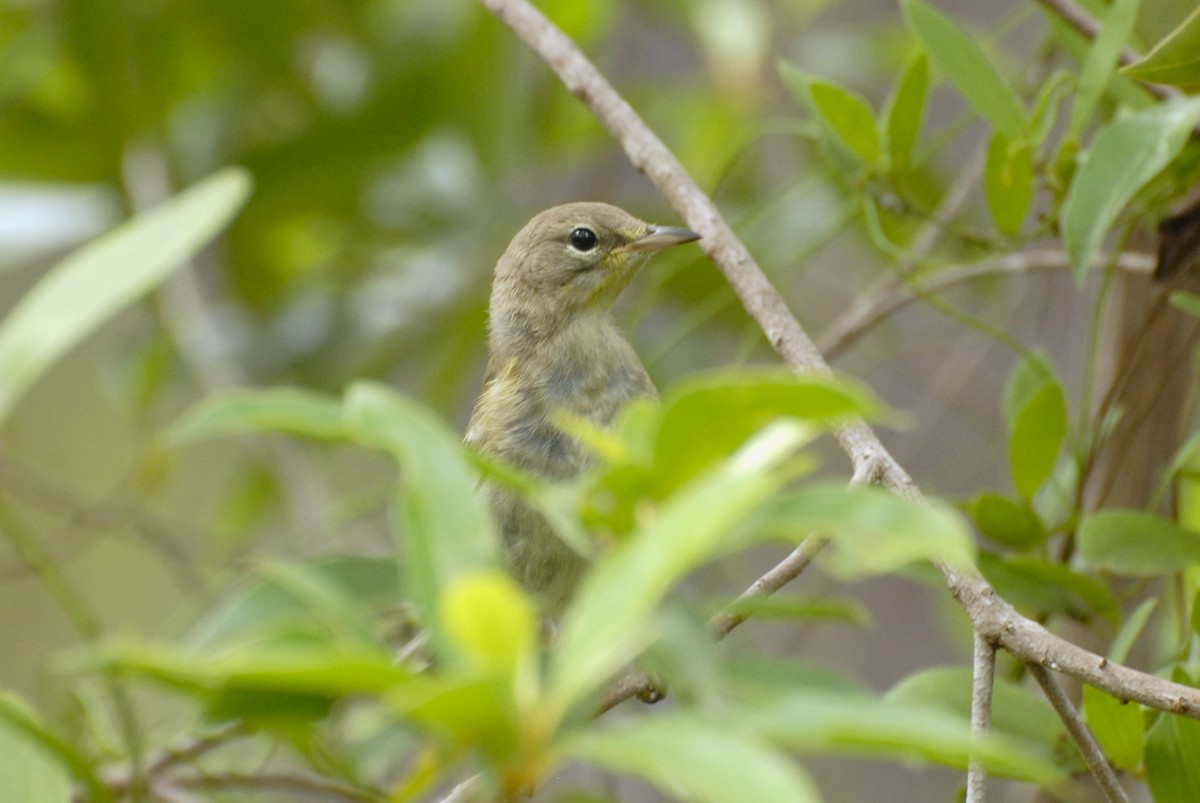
1063;97;1200;280
567;715;821;803
1077;510;1200;575
984;132;1034;235
0;168;252;424
1008;380;1067;499
1071;0;1141;135
903;0;1025;138
1121;6;1200;92
1082;685;1143;772
967;492;1046;549
883;53;929;172
164;387;345;445
343;382;497;641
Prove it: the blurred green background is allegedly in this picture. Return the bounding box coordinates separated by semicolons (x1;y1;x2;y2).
2;0;1196;799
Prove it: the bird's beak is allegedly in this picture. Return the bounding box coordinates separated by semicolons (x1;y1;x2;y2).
621;224;702;253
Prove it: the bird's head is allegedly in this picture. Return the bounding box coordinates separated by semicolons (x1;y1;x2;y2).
491;202;700;332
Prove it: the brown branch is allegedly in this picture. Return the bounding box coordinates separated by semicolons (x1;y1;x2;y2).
477;0;1200;724
1029;665;1130;803
966;634;996;803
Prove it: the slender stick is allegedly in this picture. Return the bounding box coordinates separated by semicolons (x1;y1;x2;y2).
966;635;996;803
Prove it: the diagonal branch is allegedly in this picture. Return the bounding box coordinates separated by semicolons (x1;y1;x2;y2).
476;0;1200;724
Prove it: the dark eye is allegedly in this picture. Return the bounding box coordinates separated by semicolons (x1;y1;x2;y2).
569;227;597;251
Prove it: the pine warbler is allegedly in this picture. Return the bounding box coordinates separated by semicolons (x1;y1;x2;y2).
467;203;700;610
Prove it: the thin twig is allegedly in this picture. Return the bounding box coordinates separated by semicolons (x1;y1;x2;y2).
173;770;380;802
966;634;996;803
476;0;1200;725
1029;664;1130;803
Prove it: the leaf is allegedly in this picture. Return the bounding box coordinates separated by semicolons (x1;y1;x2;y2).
1121;6;1200;92
1003;353;1056;424
726;594;873;628
967;493;1046;549
1062;97;1200;280
745;483;975;577
1071;0;1141;135
883;53;929;172
1169;290;1200;319
902;0;1025;139
1077;509;1200;575
886;667;1072;769
978;553;1119;625
808;80;883;165
567;715;821;803
164;386;345;445
439;570;537;677
1082;685;1143;773
984;132;1034;236
0;694;80;803
1008;380;1068;499
343;382;497;643
1145;707;1200;802
0;167;252;424
1109;598;1157;664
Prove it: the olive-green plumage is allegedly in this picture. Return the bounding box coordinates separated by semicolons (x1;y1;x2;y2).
467;202;700;610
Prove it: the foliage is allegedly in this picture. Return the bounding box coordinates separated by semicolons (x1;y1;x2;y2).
2;0;1200;801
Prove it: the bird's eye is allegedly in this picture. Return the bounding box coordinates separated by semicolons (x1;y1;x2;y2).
569;227;598;252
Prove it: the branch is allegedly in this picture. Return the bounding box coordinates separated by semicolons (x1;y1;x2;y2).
1029;665;1130;803
475;0;1200;725
819;250;1155;359
966;634;996;803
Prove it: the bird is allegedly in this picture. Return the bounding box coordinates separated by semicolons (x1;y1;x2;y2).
466;202;701;612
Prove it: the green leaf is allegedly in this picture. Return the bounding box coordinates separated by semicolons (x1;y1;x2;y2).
978;553;1119;625
883;53;929;172
549;423;804;711
439;570;537;677
343;382;497;642
1169;289;1200;319
1110;598;1157;664
753;690;1063;783
1003;353;1056;424
389;676;518;764
164;386;345;445
0;167;252;424
1082;685;1143;773
726;594;873;627
886;667;1072;770
902;0;1025;138
967;493;1046;549
984;132;1034;235
1145;707;1200;801
1071;0;1141;135
808;79;883;165
1077;510;1200;575
746;483;975;577
1063;97;1200;280
0;694;81;803
1121;6;1200;92
1008;380;1068;499
567;715;821;803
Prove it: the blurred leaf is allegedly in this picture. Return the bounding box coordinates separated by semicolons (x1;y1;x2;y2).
886;667;1071;769
1082;685;1143;773
883;53;929;172
902;0;1025;138
0;167;252;424
343;382;496;644
967;492;1046;549
1008;379;1067;499
165;386;345;445
1121;6;1200;92
1169;289;1200;319
567;715;821;803
439;570;537;677
1110;598;1158;664
745;483;975;577
550;423;805;712
726;594;873;627
807;78;883;165
753;691;1063;783
985;132;1034;235
1145;706;1200;801
1077;509;1200;575
389;676;518;764
1003;352;1057;424
1063;97;1200;280
978;552;1119;625
0;694;83;803
1071;0;1140;135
